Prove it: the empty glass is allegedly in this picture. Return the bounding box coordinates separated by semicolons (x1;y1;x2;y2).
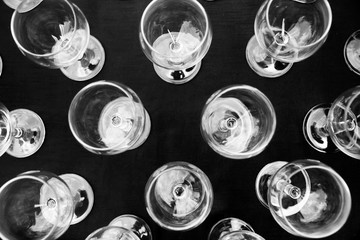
68;80;151;155
139;0;212;84
0;170;94;240
201;85;276;159
145;161;213;231
255;159;351;238
0;101;45;158
10;0;105;81
344;30;360;75
246;0;332;78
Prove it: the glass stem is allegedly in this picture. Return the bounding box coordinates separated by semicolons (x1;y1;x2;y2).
13;127;23;138
277;180;301;199
332;120;356;135
219;117;238;132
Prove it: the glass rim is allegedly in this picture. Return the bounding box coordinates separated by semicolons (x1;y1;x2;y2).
343;29;360;76
140;0;210;57
259;0;332;50
0;104;12;157
68;80;145;152
85;225;138;240
10;0;87;58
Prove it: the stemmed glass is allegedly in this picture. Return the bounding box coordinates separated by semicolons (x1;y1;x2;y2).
0;101;45;158
344;30;360;75
303;85;360;158
208;218;265;240
10;0;105;81
145;161;213;231
85;215;152;240
68;80;151;155
200;85;276;159
246;0;332;78
0;170;94;240
255;159;351;238
139;0;212;84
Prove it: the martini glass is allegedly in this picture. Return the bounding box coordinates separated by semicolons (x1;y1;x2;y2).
255;159;351;238
344;30;360;75
0;170;94;240
145;161;213;231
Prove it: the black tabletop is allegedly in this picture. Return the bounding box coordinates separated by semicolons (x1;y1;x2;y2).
1;0;360;239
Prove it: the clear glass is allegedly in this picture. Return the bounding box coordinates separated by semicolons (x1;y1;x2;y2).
0;170;94;240
208;218;265;240
139;0;212;84
86;215;152;240
10;0;105;81
344;29;360;75
246;0;332;78
68;80;151;155
145;161;213;231
303;85;360;158
255;159;351;238
0;101;45;158
200;85;276;159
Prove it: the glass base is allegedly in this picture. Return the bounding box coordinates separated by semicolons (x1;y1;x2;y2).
59;173;94;225
246;35;292;78
6;109;45;158
255;161;288;208
128;109;151;150
153;62;201;84
2;0;23;9
109;215;152;240
303;103;337;153
344;29;360;76
208;218;254;240
61;35;105;81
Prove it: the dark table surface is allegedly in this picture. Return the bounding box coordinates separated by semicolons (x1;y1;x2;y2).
1;0;360;239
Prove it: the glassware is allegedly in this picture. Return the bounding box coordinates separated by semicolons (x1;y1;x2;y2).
208;218;265;240
0;101;45;158
303;85;360;158
0;170;94;240
201;85;276;159
139;0;212;84
68;80;151;155
10;0;105;81
86;215;152;240
145;161;213;231
0;56;2;77
246;0;332;78
255;159;351;238
344;30;360;75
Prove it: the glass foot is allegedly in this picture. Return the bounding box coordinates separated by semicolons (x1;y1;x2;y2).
246;35;292;78
344;29;360;75
109;215;152;240
2;0;23;9
153;62;201;84
59;173;94;225
61;35;105;81
255;161;288;208
128;109;151;150
303;103;337;153
208;218;254;240
6;109;45;158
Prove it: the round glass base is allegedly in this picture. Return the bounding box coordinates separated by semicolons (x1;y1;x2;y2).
255;161;288;208
59;173;94;225
208;218;254;240
246;35;292;78
6;109;45;158
153;62;201;84
109;215;152;240
344;29;360;75
2;0;23;9
303;103;337;153
128;109;151;150
61;35;105;81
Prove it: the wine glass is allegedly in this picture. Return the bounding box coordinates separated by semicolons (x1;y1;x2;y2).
0;101;45;158
208;218;265;240
344;30;360;75
10;0;105;81
0;170;94;240
86;215;152;240
200;85;276;159
139;0;212;84
68;80;151;155
255;159;351;238
145;161;213;231
246;0;332;78
303;85;360;158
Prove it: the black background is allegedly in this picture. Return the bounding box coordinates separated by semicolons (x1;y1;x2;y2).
1;0;360;239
